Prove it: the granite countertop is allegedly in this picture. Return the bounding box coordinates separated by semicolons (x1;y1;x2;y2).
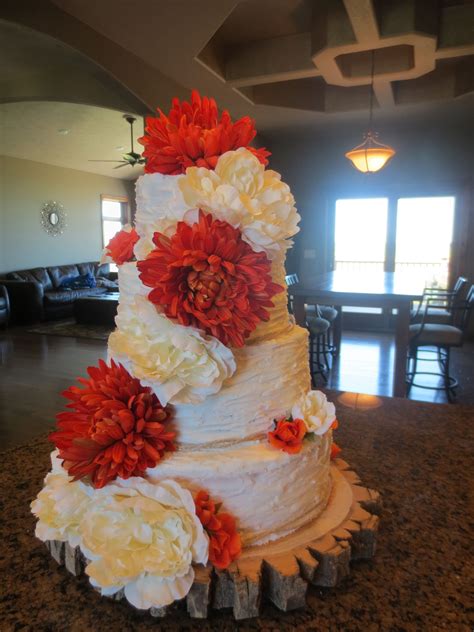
1;391;473;631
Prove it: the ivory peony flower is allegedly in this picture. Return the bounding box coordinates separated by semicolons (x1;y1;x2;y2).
31;451;92;547
138;89;270;175
109;292;236;405
179;148;300;258
79;478;209;609
137;211;283;347
291;390;336;436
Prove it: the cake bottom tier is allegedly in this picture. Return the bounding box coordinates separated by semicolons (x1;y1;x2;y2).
147;433;332;546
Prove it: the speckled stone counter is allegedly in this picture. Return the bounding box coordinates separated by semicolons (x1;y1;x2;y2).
1;391;473;631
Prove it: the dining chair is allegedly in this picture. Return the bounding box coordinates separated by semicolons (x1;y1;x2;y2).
407;284;474;402
411;276;468;324
285;274;330;384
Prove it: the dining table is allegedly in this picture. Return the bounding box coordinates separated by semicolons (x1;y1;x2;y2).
291;270;424;397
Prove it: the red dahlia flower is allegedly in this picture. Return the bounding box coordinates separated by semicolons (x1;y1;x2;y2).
137;211;283;347
104;227;139;265
195;490;242;570
138;89;270;175
50;359;175;488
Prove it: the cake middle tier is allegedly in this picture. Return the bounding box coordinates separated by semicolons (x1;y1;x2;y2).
146;431;332;546
172;324;311;445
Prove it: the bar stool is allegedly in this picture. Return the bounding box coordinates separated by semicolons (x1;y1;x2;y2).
306;303;339;356
285;274;331;384
307;311;331;385
407;285;474;402
411;276;468;324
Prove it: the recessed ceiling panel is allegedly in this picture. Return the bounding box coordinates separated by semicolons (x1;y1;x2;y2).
196;0;474;114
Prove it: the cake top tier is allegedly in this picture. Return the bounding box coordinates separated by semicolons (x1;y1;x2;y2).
105;90;302;406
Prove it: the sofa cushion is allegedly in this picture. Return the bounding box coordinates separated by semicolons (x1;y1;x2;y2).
44;287;107;304
96;276;118;290
77;262;110;278
48;264;80;288
97;263;110;277
7;267;53;290
77;261;98;277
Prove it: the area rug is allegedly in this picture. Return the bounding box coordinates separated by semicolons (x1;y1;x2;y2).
1;397;473;630
27;319;112;341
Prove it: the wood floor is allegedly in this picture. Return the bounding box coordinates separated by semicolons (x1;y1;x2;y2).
324;331;474;405
1;328;473;451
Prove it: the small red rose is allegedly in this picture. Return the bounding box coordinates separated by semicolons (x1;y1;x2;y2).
104;227;138;265
267;417;307;455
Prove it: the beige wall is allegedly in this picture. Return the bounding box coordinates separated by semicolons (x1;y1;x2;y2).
0;155;135;273
269;124;474;284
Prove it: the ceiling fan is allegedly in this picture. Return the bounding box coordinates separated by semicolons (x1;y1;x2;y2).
89;114;145;169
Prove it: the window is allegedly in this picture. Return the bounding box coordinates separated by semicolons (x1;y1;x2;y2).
101;195;129;248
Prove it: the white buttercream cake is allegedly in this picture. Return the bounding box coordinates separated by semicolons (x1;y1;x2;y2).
107;168;333;547
32;92;339;612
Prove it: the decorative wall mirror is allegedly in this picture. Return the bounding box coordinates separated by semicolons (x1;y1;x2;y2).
41;201;67;236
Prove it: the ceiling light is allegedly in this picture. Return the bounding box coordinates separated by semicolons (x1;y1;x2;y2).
345;50;395;173
57;128;70;135
345;132;395;173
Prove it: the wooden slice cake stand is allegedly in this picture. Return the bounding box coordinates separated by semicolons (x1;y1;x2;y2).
45;458;381;621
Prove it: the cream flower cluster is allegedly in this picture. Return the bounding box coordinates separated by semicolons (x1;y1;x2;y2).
179;148;300;258
31;452;92;548
108;263;236;405
134;172;190;259
291;390;336;435
31;453;209;610
133;148;300;260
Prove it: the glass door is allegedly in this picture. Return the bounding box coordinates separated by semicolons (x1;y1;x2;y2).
334;197;389;321
395;197;455;288
334;198;389;273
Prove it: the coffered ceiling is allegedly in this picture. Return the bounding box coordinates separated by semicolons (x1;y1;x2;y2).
1;0;473;150
198;0;474;113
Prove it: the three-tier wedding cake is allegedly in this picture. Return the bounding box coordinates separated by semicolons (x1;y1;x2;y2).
31;91;339;613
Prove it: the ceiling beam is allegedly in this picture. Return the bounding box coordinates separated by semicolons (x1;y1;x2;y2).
226;33;320;88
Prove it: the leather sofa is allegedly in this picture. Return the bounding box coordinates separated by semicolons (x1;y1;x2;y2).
0;285;10;328
0;261;117;325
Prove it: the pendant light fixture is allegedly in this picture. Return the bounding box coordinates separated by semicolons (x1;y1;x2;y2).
345;50;395;173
